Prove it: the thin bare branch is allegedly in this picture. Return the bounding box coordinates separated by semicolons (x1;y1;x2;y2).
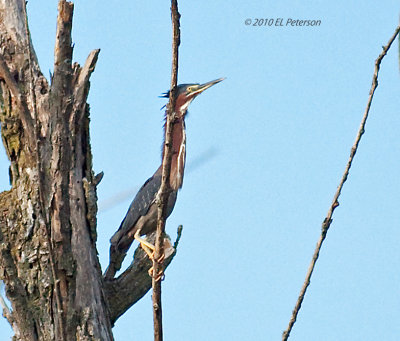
282;24;400;341
152;1;181;340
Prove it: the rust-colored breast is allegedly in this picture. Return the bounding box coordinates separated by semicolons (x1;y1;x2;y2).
169;120;186;190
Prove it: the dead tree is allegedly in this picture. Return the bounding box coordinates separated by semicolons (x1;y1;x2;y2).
0;1;177;340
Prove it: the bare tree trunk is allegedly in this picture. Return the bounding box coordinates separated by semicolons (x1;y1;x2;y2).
0;1;181;340
0;1;112;340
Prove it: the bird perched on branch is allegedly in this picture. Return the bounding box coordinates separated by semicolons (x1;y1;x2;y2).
104;78;224;280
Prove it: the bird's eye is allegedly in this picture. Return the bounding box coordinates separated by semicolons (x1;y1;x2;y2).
187;87;192;92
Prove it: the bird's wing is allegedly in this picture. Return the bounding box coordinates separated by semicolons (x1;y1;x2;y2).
110;173;162;247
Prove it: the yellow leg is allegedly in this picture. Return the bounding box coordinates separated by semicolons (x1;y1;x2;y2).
134;229;155;258
134;229;165;280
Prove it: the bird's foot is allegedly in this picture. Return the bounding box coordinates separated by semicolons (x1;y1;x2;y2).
134;230;169;279
138;241;165;263
146;252;165;280
140;242;155;259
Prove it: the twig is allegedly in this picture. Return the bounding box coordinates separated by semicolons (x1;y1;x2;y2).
152;1;181;341
282;24;400;341
173;225;183;249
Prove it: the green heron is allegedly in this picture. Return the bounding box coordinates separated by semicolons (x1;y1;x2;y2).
104;78;224;279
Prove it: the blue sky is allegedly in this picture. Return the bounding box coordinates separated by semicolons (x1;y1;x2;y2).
1;1;400;340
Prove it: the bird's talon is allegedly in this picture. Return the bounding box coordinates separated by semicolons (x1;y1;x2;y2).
157;253;165;264
154;271;164;282
148;267;164;281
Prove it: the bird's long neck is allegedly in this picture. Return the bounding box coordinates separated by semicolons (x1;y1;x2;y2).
161;118;186;191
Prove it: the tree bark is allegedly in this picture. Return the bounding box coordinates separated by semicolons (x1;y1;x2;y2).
0;1;181;340
0;0;114;339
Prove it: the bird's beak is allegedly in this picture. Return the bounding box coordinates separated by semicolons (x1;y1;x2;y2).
193;77;225;95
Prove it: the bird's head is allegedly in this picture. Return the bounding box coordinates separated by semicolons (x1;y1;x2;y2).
161;77;225;118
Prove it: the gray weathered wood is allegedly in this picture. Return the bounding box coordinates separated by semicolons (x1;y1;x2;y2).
0;1;180;339
0;1;111;339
